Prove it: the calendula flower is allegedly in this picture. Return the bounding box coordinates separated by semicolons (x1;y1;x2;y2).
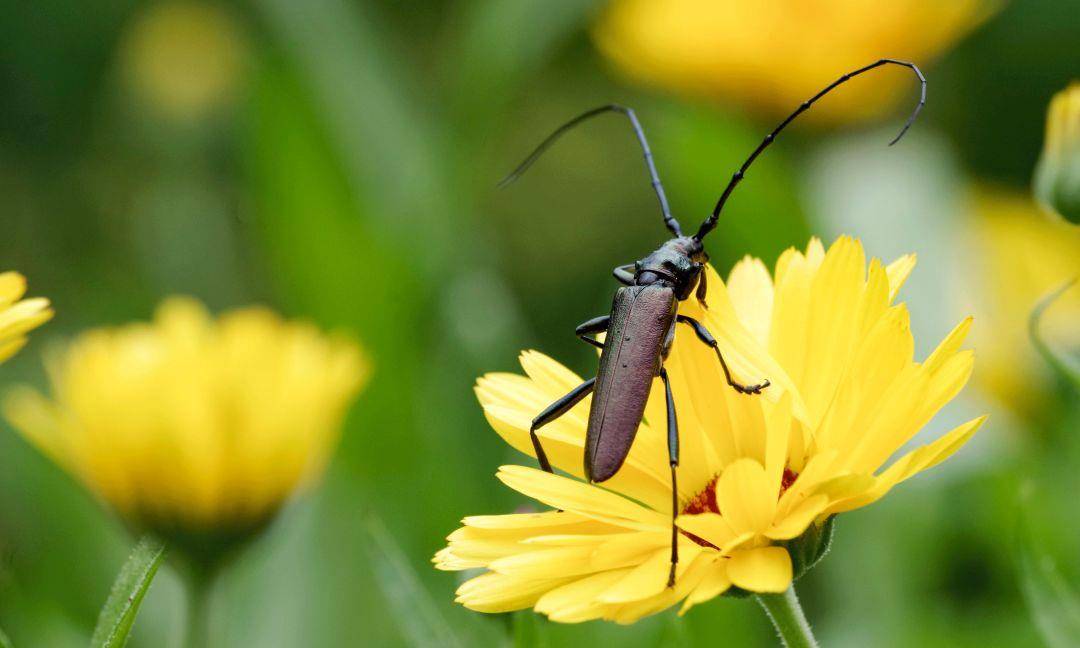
961;188;1080;415
5;297;367;561
119;1;247;121
1035;82;1080;224
593;0;995;123
0;272;52;364
436;237;983;624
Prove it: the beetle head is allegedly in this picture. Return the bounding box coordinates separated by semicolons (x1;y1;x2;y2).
636;237;709;300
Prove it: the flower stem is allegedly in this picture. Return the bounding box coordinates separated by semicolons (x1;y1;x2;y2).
755;586;818;648
185;568;215;648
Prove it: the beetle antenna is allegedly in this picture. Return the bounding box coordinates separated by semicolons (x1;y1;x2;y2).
499;104;683;236
694;58;926;241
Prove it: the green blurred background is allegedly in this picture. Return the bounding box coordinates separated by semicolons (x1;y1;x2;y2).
1;0;1078;645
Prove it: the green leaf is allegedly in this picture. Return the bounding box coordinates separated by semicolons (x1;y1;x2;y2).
362;515;464;648
784;517;835;581
1020;525;1080;647
0;625;12;648
1028;278;1080;389
89;535;166;648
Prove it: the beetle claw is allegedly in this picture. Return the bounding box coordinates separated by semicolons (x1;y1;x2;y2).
732;378;770;395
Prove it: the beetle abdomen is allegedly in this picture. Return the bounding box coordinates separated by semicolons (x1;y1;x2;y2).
585;284;676;482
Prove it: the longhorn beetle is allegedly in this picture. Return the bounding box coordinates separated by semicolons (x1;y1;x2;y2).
501;59;926;587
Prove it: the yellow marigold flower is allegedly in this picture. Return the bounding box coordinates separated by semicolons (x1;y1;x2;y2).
962;188;1080;414
119;1;247;121
1035;81;1080;224
0;272;52;364
593;0;995;123
436;237;983;623
4;297;367;558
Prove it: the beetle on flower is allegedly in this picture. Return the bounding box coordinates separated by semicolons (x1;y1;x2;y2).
436;236;983;625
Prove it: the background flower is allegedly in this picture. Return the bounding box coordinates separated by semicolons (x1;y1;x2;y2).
593;0;996;123
118;1;247;122
959;188;1080;418
4;297;367;563
0;272;52;365
1035;81;1080;224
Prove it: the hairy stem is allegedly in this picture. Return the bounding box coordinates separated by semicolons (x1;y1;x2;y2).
755;586;818;648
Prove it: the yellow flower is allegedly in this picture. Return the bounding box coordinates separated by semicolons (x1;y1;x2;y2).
5;297;367;558
119;1;247;121
1035;82;1080;224
0;272;52;364
593;0;995;123
961;188;1080;414
436;237;983;623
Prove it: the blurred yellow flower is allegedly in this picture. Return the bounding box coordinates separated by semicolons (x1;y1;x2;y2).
0;272;52;364
5;297;367;557
1035;81;1080;224
436;237;982;623
593;0;995;123
961;188;1080;414
119;1;247;121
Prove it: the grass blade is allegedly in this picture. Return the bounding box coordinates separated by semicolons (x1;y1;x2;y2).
1019;490;1080;648
89;535;166;648
1029;278;1080;388
363;515;463;648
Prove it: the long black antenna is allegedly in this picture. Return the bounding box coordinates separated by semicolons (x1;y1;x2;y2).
499;104;682;237
695;58;927;241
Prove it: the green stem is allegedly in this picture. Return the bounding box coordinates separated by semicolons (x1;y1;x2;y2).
185;569;215;648
755;586;818;648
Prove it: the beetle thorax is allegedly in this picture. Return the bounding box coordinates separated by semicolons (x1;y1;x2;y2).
634;236;706;299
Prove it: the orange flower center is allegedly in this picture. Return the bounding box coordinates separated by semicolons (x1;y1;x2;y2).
679;467;798;549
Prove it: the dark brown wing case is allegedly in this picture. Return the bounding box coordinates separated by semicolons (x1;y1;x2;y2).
585;284;676;482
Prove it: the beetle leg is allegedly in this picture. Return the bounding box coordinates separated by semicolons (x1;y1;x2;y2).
660;367;680;588
530;377;597;473
695;266;708;308
575;315;610;349
613;264;635;285
676;315;770;394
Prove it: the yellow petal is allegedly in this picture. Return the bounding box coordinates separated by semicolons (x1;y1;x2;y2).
496;465;668;530
679;558;731;615
829;416;986;514
800;236;867;423
591;530;671;570
0;338;27;364
676;512;736;549
727;546;793;593
456;572;574;614
607;552;713;624
0;272;27;306
766;495;828;540
463;510;592;530
716;458;775;533
534;569;631;622
693;265;808;423
520;349;588;397
478;369;672;511
598;544;700;603
764;392;793;492
886;253;917;302
0;298;53;338
489;545;599;579
727;256;774;345
923;316;973;373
